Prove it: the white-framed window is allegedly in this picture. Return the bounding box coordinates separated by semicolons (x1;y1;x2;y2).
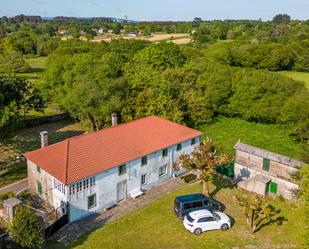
141;174;146;185
88;194;96;209
141;156;148;166
159;165;167;177
162;148;168;157
118;164;126;175
176;143;182;151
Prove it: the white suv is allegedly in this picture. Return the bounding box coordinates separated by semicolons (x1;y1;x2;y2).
183;209;231;235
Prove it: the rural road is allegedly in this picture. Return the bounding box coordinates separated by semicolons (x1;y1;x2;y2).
0;178;28;195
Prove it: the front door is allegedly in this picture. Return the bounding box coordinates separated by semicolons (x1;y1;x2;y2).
117;180;127;202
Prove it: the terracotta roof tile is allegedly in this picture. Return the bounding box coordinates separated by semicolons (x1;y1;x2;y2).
24;116;202;184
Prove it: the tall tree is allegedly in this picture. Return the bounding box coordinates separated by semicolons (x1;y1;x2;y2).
272;14;291;24
7;205;44;249
175;138;229;195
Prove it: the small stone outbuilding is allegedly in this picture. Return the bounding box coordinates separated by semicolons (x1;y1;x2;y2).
234;142;305;200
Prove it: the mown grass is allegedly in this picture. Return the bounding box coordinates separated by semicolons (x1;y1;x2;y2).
278;71;309;90
52;180;304;249
0;162;27;188
200;117;303;160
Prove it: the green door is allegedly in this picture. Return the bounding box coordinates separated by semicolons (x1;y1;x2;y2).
37;181;42;194
269;182;278;194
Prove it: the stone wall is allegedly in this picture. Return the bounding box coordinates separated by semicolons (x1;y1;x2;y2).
27;159;54;205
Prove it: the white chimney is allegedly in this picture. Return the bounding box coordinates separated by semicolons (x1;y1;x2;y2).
112;113;118;127
40;131;48;147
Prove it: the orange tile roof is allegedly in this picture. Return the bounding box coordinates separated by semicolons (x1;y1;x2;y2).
24;116;202;184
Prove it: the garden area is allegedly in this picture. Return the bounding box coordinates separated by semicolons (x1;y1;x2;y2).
0;119;84;188
48;180;304;249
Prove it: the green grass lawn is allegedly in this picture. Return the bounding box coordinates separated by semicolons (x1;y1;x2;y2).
53;180;304;249
200;117;304;160
0;119;84;187
278;71;309;90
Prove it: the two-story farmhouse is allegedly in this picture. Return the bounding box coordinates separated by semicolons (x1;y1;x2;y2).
25;116;202;222
234;142;304;200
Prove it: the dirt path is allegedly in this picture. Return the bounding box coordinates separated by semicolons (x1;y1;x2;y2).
0;178;28;194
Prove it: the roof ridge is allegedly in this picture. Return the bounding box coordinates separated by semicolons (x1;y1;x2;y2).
66;115;158;142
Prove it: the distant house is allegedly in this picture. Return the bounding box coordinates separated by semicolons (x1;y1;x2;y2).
25;116;202;222
234;142;304;200
57;29;70;35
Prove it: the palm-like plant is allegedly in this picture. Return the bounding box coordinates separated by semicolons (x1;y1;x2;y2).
175;138;229;195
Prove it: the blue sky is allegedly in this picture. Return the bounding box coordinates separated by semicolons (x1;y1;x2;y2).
0;0;308;21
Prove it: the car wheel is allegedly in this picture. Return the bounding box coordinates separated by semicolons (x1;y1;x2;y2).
194;228;202;236
221;223;229;231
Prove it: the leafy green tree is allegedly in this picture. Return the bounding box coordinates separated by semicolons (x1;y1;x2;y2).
7;205;43;249
0;52;30;73
0;75;45;137
175;138;229;195
272;14;291;24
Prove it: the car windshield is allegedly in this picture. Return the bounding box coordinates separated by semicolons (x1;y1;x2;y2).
212;212;220;220
186;214;195;223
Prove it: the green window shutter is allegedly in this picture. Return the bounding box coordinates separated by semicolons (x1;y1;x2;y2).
263;158;270;171
37;181;42;194
269;182;278;194
37;166;41;173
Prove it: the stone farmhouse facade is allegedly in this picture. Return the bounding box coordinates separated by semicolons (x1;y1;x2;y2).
234;142;304;200
25;116;202;222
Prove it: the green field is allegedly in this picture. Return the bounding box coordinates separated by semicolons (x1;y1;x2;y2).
278;71;309;89
201;117;304;160
53;180;304;249
0;119;84;187
17;56;63;118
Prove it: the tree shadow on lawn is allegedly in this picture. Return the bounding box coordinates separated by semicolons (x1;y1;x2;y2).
254;215;288;233
210;174;237;199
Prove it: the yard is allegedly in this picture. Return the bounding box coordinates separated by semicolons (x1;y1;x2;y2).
278;71;309;90
50;179;304;249
0;119;84;187
200;117;305;161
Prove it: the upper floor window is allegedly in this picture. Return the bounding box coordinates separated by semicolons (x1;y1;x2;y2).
162;148;168;157
37;165;41;173
119;164;126;175
176;143;182;151
69;176;95;195
141;156;148;166
191;138;196;145
263;158;270;171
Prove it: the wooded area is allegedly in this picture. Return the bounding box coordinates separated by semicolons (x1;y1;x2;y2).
0;14;308;161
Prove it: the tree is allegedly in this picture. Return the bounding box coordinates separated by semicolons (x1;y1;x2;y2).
7;205;43;249
0;75;45;137
175;138;229;195
235;194;282;233
272;14;291;24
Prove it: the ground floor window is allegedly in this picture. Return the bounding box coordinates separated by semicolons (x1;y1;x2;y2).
88;194;96;209
141;174;146;185
159;165;167;177
37;181;42;194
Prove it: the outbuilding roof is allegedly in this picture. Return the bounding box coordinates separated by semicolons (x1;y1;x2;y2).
25;116;202;184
